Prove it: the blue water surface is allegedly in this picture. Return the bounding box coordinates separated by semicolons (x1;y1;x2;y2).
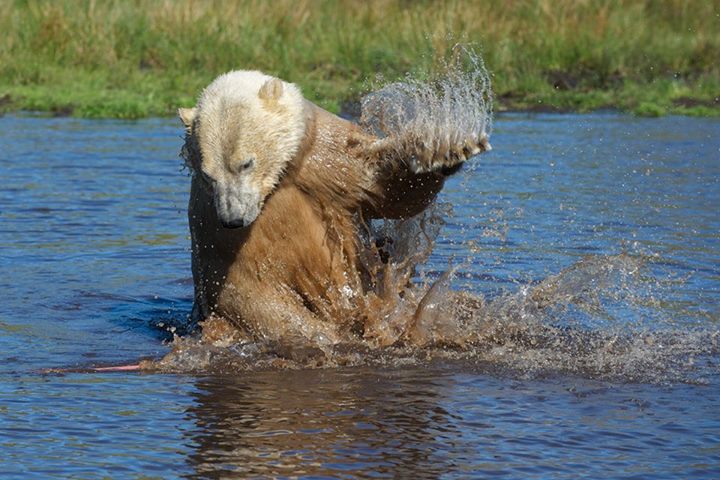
0;113;718;478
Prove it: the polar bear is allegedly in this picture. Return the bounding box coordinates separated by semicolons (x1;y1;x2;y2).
179;69;491;346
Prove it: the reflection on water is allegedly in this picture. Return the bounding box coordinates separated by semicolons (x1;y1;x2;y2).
0;113;719;478
182;368;720;479
185;369;456;477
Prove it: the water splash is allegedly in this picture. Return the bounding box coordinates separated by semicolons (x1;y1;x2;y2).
150;208;719;384
147;47;718;384
360;44;493;172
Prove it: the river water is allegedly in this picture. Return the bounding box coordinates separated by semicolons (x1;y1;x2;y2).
1;112;718;478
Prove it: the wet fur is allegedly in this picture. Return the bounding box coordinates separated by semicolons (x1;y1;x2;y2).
181;71;490;345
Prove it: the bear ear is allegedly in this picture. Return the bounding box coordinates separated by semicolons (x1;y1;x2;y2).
178;107;197;132
258;78;284;107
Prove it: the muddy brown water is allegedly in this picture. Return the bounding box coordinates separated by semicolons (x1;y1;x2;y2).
0;113;718;478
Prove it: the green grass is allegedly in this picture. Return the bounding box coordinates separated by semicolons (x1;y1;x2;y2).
1;0;718;118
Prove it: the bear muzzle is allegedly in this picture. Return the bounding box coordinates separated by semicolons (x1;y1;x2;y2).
213;183;262;229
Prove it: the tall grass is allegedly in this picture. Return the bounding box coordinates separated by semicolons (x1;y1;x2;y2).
1;0;718;117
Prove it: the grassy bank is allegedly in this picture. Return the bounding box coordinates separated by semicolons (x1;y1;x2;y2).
1;0;718;118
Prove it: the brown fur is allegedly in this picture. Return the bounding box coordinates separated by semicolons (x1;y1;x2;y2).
186;99;486;345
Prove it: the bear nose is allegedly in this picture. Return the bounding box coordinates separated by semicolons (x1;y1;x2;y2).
221;218;245;229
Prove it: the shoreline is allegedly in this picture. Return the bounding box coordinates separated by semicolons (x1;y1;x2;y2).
0;94;720;120
1;88;718;120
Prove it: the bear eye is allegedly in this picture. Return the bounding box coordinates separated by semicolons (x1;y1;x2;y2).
239;158;255;172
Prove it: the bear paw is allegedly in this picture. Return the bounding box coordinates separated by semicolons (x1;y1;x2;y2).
410;133;491;175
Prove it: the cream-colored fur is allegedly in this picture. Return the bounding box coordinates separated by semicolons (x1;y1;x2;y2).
180;70;491;345
181;70;306;227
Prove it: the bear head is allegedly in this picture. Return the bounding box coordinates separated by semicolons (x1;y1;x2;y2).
179;70;306;228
